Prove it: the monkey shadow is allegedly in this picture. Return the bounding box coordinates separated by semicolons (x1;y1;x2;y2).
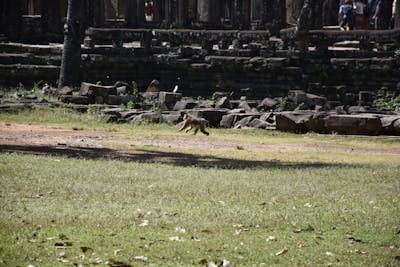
0;144;359;170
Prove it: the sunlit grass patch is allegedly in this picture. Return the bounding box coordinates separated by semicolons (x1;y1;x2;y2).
0;153;399;266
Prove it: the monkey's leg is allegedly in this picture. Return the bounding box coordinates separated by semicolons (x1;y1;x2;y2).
178;122;188;132
185;126;192;133
201;127;210;136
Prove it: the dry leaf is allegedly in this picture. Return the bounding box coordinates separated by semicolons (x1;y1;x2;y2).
198;258;208;265
92;257;102;265
175;226;186;234
347;235;363;243
267;236;276;241
108;258;132;267
355;249;367;254
304;203;313;208
275;247;289;256
59;233;68;240
169;236;184;242
222;259;231;267
80;246;93;253
54;241;73;247
114;249;122;256
134;256;148;262
139;220;149;227
208;262;218;267
191;236;201;242
325;251;333;256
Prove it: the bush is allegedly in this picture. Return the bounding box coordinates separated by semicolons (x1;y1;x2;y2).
373;90;400;111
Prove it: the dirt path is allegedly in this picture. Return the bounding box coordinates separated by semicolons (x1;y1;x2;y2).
1;123;400;160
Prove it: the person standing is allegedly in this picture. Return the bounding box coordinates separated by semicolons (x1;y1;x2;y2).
145;0;154;22
339;0;355;30
368;0;382;29
390;0;397;28
354;0;367;29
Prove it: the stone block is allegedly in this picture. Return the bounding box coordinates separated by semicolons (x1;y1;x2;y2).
258;97;280;110
248;118;269;129
173;100;197;111
215;96;231;109
159;91;182;105
324;115;382;135
132;112;162;124
275;112;313;133
380;116;400;134
161;114;182;124
59;95;90;105
103;108;124;117
220;114;236;128
79;82;116;98
234;116;254;128
146;79;160;93
185;108;229;127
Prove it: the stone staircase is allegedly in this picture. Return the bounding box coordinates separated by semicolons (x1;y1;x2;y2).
0;42;62;87
0;31;398;96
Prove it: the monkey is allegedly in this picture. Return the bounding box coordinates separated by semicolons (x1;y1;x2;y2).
178;114;210;136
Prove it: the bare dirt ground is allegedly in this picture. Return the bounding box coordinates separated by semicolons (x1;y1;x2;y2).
1;123;400;163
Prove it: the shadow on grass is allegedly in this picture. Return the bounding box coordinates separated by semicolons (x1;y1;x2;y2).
1;144;356;170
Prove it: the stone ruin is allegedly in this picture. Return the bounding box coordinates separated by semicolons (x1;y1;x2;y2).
12;80;386;136
0;0;399;135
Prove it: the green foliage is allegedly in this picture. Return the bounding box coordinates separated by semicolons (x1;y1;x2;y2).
294;102;305;111
279;96;298;111
280;96;288;110
132;80;139;99
126;101;135;109
31;80;44;93
373;90;400;111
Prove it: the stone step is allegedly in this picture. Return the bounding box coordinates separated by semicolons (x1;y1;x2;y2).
0;64;60;86
0;53;61;65
0;42;62;55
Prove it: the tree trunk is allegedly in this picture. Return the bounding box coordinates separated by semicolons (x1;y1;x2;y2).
287;0;305;26
297;0;323;31
395;0;400;28
58;0;81;88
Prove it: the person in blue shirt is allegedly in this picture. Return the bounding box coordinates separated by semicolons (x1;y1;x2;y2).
339;0;355;30
367;0;382;29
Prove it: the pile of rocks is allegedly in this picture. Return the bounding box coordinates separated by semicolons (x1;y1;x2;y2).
3;80;397;136
90;83;400;135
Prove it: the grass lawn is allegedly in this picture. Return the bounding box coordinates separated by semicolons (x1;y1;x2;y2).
0;107;400;266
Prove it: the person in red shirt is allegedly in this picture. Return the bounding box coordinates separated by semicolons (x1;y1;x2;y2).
145;0;154;22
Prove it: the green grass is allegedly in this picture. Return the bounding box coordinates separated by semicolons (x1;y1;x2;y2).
0;154;399;266
1;106;399;151
1;107;400;266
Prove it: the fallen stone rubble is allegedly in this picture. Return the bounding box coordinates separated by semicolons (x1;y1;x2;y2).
1;81;399;136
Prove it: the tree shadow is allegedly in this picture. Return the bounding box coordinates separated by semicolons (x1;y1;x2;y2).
0;144;357;170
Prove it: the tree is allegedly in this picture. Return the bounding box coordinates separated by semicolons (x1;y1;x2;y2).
58;0;81;88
